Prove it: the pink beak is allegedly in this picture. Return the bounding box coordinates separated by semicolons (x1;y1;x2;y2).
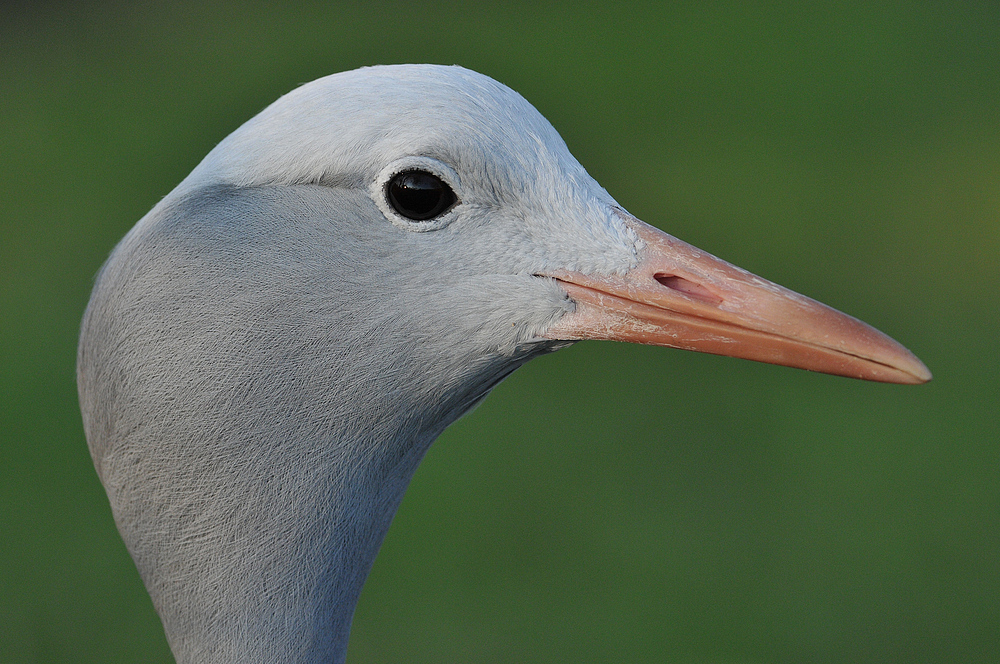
543;211;931;385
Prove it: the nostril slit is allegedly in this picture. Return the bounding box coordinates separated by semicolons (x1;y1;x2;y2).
654;274;724;305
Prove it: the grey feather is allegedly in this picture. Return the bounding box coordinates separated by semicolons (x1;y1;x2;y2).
79;65;639;662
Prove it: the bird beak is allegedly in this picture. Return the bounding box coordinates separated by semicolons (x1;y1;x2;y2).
542;210;931;384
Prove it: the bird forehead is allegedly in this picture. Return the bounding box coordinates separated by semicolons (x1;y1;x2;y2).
189;65;580;192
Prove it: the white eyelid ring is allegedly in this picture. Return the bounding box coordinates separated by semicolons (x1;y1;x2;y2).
372;156;462;232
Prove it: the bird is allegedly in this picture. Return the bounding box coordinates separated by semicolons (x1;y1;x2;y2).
77;64;930;664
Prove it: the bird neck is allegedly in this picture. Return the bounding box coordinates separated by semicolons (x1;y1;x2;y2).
149;423;437;664
132;345;539;663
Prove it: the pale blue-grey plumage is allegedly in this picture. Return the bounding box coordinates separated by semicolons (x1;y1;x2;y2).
79;64;639;663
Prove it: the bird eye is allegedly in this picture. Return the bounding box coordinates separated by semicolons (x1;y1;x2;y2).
386;170;457;221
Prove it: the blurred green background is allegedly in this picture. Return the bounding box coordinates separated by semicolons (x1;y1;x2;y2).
2;2;997;662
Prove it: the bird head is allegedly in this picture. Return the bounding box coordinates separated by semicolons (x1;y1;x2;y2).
165;63;928;385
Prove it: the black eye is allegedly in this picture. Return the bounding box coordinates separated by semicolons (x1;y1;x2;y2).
386;170;457;221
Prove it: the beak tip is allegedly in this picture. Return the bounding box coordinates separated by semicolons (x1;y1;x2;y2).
872;337;931;385
905;358;933;385
843;346;931;385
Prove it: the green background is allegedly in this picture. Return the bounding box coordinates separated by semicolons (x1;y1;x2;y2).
2;2;997;662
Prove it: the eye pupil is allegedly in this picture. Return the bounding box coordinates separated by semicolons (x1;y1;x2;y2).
387;170;456;221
